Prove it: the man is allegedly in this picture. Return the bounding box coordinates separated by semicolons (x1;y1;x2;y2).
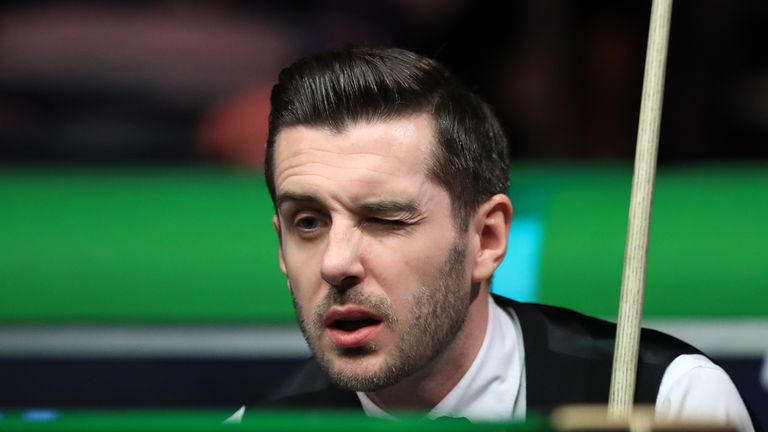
234;47;758;430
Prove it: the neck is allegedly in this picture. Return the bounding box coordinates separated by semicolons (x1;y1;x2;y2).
365;289;490;411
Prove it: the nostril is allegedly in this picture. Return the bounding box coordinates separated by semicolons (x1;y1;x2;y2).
333;275;360;290
321;268;359;288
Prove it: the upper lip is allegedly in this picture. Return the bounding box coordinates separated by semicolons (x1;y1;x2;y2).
323;306;384;327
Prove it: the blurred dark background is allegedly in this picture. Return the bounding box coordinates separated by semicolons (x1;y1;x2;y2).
1;0;766;167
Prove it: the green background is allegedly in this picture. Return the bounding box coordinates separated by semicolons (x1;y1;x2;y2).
0;410;547;432
1;164;766;323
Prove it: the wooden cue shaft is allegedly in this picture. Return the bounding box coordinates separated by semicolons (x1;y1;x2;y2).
608;0;673;417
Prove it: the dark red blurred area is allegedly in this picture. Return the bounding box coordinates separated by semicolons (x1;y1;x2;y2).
1;1;766;167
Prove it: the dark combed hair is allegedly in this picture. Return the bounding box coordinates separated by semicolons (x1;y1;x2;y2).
265;47;509;229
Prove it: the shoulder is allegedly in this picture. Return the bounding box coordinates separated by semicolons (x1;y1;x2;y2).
492;294;699;362
657;354;755;432
493;295;703;406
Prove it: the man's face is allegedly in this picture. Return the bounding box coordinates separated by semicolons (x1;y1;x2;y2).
272;113;474;391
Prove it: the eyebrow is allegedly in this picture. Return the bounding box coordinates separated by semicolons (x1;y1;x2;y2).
276;192;321;209
277;192;421;218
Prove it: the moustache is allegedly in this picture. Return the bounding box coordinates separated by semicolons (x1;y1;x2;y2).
312;290;397;328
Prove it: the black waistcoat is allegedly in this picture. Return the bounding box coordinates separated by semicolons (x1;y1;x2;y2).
500;295;698;410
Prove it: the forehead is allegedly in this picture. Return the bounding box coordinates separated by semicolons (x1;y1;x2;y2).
273;114;436;200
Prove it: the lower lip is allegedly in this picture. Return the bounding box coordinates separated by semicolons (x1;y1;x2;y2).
326;323;383;348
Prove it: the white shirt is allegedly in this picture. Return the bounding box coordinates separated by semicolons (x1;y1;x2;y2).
656;354;754;431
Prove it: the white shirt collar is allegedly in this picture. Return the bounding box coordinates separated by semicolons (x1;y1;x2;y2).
357;295;526;422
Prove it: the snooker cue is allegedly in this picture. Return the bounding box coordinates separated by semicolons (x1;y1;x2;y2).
607;0;673;418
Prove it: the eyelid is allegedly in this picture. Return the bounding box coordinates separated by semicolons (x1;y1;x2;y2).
370;217;407;224
374;211;422;222
293;211;323;224
281;203;324;221
362;216;412;231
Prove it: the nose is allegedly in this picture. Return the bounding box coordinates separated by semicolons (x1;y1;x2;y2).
320;223;365;290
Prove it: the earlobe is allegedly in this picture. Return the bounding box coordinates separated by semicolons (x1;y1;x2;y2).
272;215;288;276
471;194;513;283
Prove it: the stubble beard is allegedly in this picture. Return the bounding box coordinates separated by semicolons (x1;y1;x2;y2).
291;239;470;391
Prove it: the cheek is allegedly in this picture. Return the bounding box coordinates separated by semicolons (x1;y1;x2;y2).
366;237;450;297
282;245;324;302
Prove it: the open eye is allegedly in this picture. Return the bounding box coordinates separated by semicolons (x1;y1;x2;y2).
295;216;321;231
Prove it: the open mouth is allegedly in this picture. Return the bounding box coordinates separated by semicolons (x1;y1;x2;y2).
329;317;381;332
324;307;384;348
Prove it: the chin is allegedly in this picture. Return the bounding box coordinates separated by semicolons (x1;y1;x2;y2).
332;347;383;371
325;352;392;391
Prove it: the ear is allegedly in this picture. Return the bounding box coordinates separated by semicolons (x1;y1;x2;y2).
272;215;288;276
470;194;513;283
